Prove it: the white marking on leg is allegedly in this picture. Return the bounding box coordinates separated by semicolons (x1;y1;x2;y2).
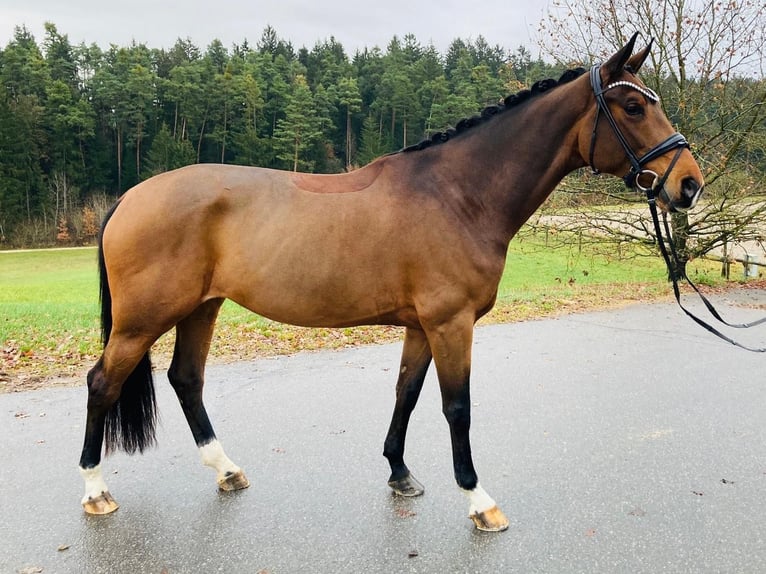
461;483;497;515
80;464;110;504
198;439;241;481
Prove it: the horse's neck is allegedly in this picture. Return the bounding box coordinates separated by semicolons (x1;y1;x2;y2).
442;83;590;242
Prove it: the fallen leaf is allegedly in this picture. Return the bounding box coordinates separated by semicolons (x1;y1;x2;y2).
57;544;70;551
19;567;43;574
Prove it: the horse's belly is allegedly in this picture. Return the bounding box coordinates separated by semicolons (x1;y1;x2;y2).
216;256;415;328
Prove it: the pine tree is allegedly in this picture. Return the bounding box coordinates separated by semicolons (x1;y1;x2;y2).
272;75;322;172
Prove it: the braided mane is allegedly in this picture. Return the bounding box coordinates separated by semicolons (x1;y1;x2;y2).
400;67;587;154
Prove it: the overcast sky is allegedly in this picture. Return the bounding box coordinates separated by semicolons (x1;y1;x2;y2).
0;0;552;55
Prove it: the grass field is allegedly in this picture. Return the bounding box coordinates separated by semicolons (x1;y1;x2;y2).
0;232;725;390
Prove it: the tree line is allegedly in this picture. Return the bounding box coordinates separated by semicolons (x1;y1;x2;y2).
0;23;559;246
2;16;765;257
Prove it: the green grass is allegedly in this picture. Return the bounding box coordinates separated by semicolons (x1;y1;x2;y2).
1;248;101;357
497;232;719;307
0;232;725;387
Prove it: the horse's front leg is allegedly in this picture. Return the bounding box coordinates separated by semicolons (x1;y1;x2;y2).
383;327;433;496
427;315;509;532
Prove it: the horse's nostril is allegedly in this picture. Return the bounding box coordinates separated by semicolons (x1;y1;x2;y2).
682;177;701;205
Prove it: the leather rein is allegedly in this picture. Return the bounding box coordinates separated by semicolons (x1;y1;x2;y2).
589;64;766;352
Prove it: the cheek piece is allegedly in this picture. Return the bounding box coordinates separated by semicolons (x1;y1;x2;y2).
588;64;690;210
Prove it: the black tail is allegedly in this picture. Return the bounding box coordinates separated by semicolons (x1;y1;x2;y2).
98;201;158;455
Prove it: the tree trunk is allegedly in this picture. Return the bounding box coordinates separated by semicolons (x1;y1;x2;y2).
221;102;228;163
293;132;299;172
391;108;396;146
116;125;123;192
346;108;352;170
197;113;207;164
668;211;689;280
136;123;142;178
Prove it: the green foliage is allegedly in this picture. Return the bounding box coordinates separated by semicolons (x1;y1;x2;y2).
3;18;763;253
272;74;323;171
0;24;564;246
144;123;196;176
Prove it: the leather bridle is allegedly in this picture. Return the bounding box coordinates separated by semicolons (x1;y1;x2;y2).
589;64;689;210
588;63;766;352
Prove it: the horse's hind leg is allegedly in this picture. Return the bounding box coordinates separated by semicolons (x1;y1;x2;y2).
80;333;156;514
383;327;432;497
168;298;249;492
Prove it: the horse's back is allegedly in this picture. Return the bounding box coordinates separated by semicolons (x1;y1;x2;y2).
101;161;428;328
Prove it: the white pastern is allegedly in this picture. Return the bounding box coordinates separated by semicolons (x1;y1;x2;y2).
198;439;241;480
461;483;497;515
80;464;110;503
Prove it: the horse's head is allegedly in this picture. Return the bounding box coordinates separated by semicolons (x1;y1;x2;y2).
580;33;704;212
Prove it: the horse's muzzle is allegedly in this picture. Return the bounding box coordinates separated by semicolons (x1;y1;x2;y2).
636;170;703;213
669;177;703;212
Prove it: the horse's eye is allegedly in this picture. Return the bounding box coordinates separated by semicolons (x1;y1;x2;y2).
625;103;644;116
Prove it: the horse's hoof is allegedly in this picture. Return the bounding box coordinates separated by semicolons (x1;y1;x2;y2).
82;491;119;515
469;506;509;532
218;470;250;491
388;473;425;497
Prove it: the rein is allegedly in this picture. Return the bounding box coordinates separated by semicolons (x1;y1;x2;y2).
646;198;766;353
589;64;766;352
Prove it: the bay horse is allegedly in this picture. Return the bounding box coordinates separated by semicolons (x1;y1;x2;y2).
79;34;703;531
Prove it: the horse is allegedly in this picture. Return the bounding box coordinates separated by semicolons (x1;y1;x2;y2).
78;34;703;532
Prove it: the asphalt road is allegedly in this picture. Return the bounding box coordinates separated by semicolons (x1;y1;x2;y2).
2;295;766;574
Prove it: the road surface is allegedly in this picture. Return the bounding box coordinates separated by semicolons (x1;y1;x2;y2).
2;295;766;573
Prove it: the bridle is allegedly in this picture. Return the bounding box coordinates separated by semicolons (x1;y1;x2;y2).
588;63;766;352
589;64;689;208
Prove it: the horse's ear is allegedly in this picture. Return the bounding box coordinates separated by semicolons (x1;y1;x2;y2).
626;38;653;74
602;32;639;78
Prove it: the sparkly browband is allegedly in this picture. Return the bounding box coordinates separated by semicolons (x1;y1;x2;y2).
600;81;659;103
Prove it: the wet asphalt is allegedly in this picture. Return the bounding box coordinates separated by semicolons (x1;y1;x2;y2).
2;294;766;574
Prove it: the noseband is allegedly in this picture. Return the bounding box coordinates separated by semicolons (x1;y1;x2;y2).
588;65;689;207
